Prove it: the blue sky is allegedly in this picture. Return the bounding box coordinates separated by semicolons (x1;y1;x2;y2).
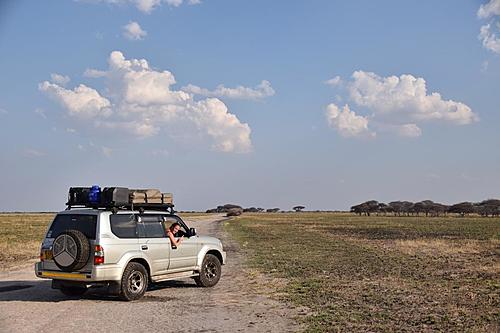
0;0;499;211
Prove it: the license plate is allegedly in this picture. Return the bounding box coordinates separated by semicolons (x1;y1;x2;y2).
43;250;53;260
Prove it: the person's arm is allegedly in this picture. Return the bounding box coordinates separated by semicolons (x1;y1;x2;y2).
167;230;184;247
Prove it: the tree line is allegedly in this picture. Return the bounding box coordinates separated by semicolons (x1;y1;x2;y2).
350;199;500;217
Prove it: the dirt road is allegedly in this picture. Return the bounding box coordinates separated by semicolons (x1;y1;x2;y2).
0;215;299;333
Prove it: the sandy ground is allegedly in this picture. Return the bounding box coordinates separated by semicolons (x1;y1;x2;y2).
0;215;301;333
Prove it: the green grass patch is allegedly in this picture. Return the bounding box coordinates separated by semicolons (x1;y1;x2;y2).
225;213;500;332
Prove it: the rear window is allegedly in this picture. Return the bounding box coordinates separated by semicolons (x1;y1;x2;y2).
47;214;97;240
110;214;138;238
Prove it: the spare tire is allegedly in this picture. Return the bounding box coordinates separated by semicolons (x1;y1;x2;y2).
53;230;90;272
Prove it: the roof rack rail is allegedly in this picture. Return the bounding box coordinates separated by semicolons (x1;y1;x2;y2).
65;203;176;214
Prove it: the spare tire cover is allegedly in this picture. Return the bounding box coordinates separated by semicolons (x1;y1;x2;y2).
53;229;90;272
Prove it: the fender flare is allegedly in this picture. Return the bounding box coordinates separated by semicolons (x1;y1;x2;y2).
117;251;153;278
196;245;224;267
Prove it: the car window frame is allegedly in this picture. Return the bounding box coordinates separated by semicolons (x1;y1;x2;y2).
137;214;168;239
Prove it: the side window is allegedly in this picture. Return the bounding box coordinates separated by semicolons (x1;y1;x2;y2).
138;215;166;238
163;216;187;237
110;214;138;238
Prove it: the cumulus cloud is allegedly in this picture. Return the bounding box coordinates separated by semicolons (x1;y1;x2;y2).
479;23;500;54
39;81;112;119
478;0;500;19
325;71;477;138
348;71;478;125
81;0;199;13
40;51;252;153
50;73;70;86
325;76;342;87
477;1;500;54
183;80;275;100
123;21;147;41
325;104;374;138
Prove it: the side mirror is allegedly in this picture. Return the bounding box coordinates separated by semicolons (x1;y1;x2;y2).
189;227;197;237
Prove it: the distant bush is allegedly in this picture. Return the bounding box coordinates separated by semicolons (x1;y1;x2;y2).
350;199;500;217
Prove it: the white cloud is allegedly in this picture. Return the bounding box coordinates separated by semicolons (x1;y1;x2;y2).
84;68;107;78
66;128;77;133
39;81;112;119
0;108;7;115
479;23;500;54
477;1;500;54
183;80;275;100
123;21;147;41
325;76;342;87
348;71;478;125
396;123;422;138
34;108;47;119
40;51;252;153
50;73;70;86
325;71;477;139
478;0;500;19
325;104;374;138
81;0;199;13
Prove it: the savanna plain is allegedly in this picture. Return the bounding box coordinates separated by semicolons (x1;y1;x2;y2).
1;212;499;332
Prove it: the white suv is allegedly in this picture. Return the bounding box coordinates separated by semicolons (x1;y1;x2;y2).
35;208;226;301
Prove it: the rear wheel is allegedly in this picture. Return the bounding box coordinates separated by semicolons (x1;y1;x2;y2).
194;254;221;287
60;286;87;297
119;262;148;301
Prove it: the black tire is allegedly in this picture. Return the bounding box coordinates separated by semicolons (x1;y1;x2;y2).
194;254;221;287
60;286;87;297
119;262;148;301
53;229;90;272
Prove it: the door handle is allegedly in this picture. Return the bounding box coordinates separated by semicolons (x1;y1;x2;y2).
141;245;148;250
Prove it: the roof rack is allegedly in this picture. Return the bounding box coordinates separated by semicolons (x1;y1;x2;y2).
65;186;176;214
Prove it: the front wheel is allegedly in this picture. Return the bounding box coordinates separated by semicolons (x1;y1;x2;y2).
194;254;221;287
120;262;148;301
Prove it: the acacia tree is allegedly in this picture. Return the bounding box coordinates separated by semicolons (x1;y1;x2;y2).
293;205;305;212
475;199;500;217
448;202;475;217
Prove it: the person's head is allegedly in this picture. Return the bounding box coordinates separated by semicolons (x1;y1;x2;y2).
169;222;181;233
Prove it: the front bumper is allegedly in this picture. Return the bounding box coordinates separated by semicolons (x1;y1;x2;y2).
35;262;123;282
222;251;227;265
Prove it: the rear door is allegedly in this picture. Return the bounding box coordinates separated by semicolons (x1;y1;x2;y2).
42;213;97;273
137;215;171;276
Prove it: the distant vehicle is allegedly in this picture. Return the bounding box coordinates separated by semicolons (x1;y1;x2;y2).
34;186;226;301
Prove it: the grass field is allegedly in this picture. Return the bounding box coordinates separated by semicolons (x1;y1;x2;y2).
0;213;55;269
225;213;500;332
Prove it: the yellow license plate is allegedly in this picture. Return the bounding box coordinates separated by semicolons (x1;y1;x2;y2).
43;250;53;260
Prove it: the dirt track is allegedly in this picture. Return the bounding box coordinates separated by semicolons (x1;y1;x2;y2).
0;215;300;333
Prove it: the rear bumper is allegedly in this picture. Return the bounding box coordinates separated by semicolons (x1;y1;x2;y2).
35;262;123;282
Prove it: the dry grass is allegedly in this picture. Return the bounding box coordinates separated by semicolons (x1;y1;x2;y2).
225;213;500;333
0;213;55;269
